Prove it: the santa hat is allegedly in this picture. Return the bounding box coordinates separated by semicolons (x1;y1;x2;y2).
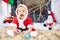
16;4;28;21
14;4;29;29
16;4;28;15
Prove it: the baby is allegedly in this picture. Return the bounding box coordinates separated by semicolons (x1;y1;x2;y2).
7;4;38;37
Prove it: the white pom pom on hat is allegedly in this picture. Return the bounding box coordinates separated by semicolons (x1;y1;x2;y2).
48;11;51;14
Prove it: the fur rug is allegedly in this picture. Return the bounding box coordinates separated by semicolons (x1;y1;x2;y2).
0;27;60;40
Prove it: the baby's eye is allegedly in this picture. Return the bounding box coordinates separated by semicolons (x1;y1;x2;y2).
19;11;21;12
22;10;25;12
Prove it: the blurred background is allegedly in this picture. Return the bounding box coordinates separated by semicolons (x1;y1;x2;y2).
0;0;51;23
0;0;60;29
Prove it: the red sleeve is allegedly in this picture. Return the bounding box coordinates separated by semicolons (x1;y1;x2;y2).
12;16;19;27
27;17;33;25
27;17;36;31
24;16;33;27
26;16;33;25
24;16;35;31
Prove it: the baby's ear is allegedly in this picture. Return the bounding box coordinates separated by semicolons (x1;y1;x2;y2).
17;10;18;14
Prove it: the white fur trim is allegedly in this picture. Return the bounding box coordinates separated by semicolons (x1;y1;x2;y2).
30;31;38;37
44;20;47;24
44;15;53;24
27;24;33;28
47;15;53;23
16;4;28;21
17;16;26;29
10;23;17;28
16;4;28;15
7;30;14;37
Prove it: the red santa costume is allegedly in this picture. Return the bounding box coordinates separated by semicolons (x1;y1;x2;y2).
44;11;57;28
7;4;38;37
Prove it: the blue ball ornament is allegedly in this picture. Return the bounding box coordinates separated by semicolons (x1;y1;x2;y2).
24;34;31;39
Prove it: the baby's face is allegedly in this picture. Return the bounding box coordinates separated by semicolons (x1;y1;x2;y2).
17;7;27;19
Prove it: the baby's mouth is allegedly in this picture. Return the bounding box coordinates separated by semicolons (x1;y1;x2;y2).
20;14;24;17
19;14;24;19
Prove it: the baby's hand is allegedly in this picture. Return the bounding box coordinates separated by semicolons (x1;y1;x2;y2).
7;30;15;37
7;29;21;37
13;27;19;34
27;27;32;34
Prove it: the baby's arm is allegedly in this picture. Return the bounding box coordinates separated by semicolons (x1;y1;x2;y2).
24;17;35;33
12;27;19;35
11;16;20;35
27;25;34;33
